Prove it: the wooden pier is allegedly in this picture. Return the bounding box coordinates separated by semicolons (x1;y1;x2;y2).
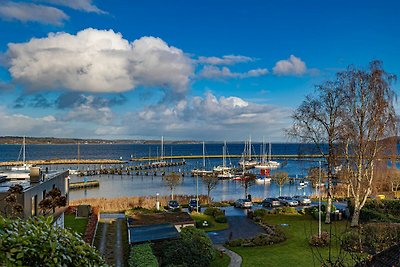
0;159;125;167
69;180;100;190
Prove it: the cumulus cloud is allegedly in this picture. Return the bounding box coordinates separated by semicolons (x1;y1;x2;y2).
273;55;307;76
198;66;268;80
0;1;68;25
6;28;194;96
38;0;106;14
116;92;291;140
198;55;253;65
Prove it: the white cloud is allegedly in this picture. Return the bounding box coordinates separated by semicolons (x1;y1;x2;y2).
198;66;268;80
6;28;194;95
0;1;68;25
115;92;291;140
273;55;307;76
198;55;253;65
38;0;106;14
60;95;114;125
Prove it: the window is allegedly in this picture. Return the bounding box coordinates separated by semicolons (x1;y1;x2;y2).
42;190;46;200
31;195;37;216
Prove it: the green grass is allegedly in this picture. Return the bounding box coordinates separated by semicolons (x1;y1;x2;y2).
64;214;88;236
190;213;229;232
210;252;230;267
230;214;357;267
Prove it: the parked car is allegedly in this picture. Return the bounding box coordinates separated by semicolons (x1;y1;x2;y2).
262;197;281;207
278;196;299;206
293;195;311;206
234;198;253;209
167;200;180;210
188;199;201;212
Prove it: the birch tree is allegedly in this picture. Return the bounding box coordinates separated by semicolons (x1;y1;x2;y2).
340;61;397;226
288;77;345;223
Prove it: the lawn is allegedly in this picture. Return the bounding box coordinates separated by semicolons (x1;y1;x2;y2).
64;214;88;236
210;252;230;267
190;213;229;232
230;214;357;267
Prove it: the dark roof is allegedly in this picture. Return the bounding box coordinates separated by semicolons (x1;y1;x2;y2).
129;223;179;244
356;243;400;267
128;211;195;227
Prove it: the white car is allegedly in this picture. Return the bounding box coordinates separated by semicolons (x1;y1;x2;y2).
234;198;253;209
278;196;299;206
293;195;311;206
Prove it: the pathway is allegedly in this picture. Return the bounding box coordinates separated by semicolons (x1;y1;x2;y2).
95;213;127;267
214;244;242;267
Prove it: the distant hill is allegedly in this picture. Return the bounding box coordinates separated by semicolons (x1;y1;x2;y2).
0;136;200;145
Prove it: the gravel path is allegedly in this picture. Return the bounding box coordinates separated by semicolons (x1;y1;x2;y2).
214;244;242;267
114;219;124;267
98;223;108;255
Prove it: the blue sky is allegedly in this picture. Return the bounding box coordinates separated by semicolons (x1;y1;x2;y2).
0;0;399;141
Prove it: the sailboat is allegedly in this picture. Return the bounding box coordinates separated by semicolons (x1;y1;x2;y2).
11;136;32;171
191;142;213;176
255;141;280;170
152;136;167;166
213;141;232;172
238;137;259;168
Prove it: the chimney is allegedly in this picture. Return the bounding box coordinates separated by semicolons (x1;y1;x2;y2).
29;167;42;183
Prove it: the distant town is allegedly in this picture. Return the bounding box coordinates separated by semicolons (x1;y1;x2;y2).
0;136;201;145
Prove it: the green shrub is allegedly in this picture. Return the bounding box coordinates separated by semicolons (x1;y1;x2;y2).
226;238;244;247
162;227;214;267
214;215;227;223
254;209;268;218
204;207;224;218
0;216;106;266
281;207;298;214
128;243;158;267
204;207;218;216
309;231;330;247
341;231;363;252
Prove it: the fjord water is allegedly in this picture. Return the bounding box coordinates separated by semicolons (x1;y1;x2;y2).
0;143;327;200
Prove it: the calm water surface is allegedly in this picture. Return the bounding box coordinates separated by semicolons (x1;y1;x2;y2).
0;143;365;200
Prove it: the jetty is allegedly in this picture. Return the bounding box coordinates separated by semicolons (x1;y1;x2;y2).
0;159;125;167
69;180;100;190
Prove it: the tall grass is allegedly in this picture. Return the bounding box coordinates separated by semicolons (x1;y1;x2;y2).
70;195;210;212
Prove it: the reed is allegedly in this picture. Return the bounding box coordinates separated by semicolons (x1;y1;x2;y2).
70;195;210;212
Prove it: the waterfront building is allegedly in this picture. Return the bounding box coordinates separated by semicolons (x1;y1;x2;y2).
0;168;69;227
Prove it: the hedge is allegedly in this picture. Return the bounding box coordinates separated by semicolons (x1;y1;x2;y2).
128;243;158;267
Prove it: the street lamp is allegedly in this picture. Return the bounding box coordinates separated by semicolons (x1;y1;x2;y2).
156;192;160;211
196;173;199;213
318;160;322;238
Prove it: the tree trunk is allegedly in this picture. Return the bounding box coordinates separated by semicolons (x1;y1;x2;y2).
171;189;174;200
279;186;282;196
351;206;360;227
325;179;332;224
207;189;210;204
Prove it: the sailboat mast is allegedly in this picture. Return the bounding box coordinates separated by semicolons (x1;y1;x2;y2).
161;136;164;161
23;136;26;168
249;136;252;160
202;141;205;169
269;142;272;162
77;142;80;170
223;141;226;168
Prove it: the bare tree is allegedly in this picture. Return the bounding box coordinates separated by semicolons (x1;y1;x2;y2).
240;173;256;198
307;167;327;194
272;171;289;196
388;168;400;193
340;61;397;227
164;172;182;200
1;184;23;217
202;174;218;204
38;187;67;216
288;77;345;224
